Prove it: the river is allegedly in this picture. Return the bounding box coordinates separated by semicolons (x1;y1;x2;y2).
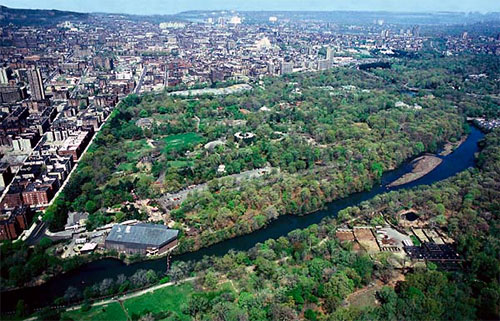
0;126;484;312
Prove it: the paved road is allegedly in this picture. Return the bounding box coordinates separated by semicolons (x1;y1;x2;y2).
134;67;147;94
25;220;47;245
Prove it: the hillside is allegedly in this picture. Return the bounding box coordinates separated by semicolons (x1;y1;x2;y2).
0;5;88;26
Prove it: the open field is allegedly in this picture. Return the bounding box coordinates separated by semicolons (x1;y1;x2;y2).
123;282;192;320
62;282;193;321
161;132;204;154
346;284;380;308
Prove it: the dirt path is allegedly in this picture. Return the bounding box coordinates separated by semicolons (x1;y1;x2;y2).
118;300;130;320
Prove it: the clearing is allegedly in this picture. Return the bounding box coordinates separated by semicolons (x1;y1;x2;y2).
161;132;204;154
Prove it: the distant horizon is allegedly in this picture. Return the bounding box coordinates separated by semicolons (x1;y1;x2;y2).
3;6;500;15
1;0;500;16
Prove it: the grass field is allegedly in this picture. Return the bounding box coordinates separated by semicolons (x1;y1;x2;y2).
161;133;203;154
123;283;193;320
63;283;193;321
64;302;127;321
168;160;194;168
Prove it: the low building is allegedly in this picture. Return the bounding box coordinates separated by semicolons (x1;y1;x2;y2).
105;223;178;255
80;243;97;254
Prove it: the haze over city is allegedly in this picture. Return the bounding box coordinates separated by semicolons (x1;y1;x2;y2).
1;0;500;14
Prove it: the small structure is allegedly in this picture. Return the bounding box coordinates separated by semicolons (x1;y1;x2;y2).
217;164;226;174
80;242;97;254
204;140;225;151
105;223;178;255
65;212;88;231
234;132;255;143
135;118;153;129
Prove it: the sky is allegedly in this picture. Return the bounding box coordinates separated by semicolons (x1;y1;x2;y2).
1;0;500;15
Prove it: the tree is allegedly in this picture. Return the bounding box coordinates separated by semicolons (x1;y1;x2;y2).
15;300;26;318
85;200;98;213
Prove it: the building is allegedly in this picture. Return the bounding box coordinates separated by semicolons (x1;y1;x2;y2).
1;184;24;209
56;130;93;161
27;67;45;101
0;85;27;103
105;223;178;255
0;206;34;240
0;163;14;190
326;47;335;61
280;61;293;75
0;67;12;84
317;59;332;71
22;181;55;206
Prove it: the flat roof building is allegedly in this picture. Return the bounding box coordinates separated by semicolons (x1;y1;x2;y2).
105;223;178;255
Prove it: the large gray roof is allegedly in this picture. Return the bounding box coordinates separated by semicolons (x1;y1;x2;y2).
106;223;178;247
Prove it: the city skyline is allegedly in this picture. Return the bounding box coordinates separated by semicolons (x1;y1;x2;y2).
1;0;500;15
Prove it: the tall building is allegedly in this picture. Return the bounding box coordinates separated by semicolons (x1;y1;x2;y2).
27;67;45;101
280;61;293;75
0;68;9;85
326;47;335;61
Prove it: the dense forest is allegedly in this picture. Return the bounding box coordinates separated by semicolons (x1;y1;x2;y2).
42;54;500;255
63;128;499;321
2;53;499;292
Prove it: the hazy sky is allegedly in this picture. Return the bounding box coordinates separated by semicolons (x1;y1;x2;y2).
1;0;500;15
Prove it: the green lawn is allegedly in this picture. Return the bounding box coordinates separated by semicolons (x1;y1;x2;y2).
123;283;193;320
168;160;194;168
63;302;127;321
62;283;193;321
117;162;136;172
162;133;203;154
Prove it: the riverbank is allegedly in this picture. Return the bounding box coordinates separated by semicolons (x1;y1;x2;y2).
387;154;442;187
0;126;484;313
439;135;468;156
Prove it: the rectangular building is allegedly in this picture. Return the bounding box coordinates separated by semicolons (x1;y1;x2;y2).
27;67;45;101
105;223;178;255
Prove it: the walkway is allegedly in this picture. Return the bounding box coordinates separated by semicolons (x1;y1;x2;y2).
65;276;197;312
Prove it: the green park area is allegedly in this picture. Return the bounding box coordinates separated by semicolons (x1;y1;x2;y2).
63;282;193;321
162;132;204;155
64;302;127;321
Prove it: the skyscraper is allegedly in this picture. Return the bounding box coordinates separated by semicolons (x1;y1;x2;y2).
27;67;45;100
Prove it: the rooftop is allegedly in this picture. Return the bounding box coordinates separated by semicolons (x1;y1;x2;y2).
106;223;178;247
